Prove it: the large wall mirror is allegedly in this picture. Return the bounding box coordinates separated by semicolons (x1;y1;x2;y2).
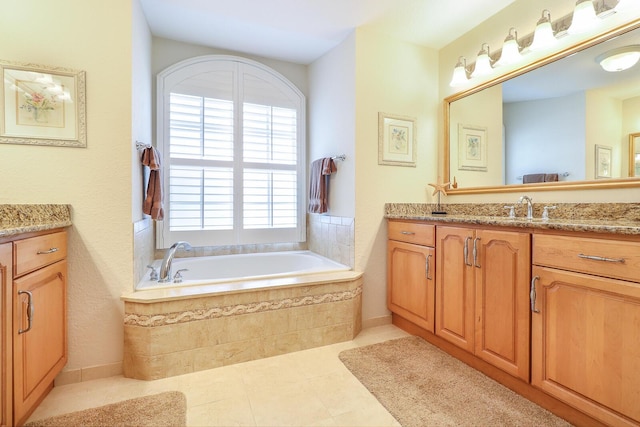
444;19;640;194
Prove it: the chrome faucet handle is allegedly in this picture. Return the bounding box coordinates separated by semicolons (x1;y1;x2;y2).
504;205;515;218
146;265;159;281
542;205;557;221
173;269;189;283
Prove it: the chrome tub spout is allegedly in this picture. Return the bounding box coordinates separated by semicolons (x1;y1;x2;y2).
158;241;192;282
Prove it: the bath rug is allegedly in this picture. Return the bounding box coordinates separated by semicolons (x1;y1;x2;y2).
24;391;186;427
339;336;571;427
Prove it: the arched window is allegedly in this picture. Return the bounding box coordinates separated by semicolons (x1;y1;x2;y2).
156;55;306;248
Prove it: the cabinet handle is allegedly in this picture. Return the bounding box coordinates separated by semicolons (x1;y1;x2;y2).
577;253;625;263
37;247;58;255
463;237;472;266
473;237;481;268
400;231;415;235
530;276;540;314
425;254;432;280
18;290;34;334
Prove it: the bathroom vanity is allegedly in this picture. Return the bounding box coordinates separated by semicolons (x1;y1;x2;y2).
386;202;640;427
0;205;71;426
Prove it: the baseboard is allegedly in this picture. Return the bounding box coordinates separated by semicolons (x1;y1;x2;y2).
362;314;392;329
55;362;123;386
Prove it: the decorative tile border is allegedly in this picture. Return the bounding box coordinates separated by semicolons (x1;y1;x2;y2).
124;285;362;327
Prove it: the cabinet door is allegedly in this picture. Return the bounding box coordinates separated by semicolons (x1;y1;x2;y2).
435;226;475;351
474;230;530;381
13;260;67;425
0;244;11;427
532;266;640;427
387;240;435;332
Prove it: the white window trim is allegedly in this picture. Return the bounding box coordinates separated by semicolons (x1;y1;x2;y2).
155;55;306;249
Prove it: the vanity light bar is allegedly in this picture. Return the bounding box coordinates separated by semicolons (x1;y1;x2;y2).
449;0;620;87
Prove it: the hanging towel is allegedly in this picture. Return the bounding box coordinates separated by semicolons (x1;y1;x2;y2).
141;146;164;220
522;173;545;184
544;173;559;182
308;157;337;214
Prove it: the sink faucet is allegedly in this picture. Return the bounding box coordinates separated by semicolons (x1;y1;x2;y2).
158;241;192;282
518;195;534;220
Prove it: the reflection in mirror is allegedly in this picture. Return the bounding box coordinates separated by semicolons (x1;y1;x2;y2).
631;132;640;176
446;21;640;193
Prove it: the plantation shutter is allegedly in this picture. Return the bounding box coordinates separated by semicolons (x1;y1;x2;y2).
157;56;305;248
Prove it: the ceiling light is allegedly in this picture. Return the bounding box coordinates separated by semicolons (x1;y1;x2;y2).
471;43;493;78
567;0;598;35
449;57;470;87
496;28;523;66
529;10;557;51
596;45;640;71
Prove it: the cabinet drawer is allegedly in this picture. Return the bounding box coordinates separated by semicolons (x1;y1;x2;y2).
13;231;67;278
533;234;640;283
388;221;435;246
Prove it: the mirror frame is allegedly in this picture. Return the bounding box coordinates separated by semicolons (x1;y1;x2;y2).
631;132;640;177
444;18;640;195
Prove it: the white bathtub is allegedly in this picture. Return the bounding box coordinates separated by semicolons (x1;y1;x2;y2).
136;250;350;291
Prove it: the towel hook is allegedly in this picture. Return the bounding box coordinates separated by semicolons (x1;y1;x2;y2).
332;154;346;161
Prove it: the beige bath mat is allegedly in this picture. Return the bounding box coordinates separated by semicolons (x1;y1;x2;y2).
339;336;571;427
24;391;186;427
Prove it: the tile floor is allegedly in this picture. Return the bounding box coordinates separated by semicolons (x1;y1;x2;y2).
28;324;409;427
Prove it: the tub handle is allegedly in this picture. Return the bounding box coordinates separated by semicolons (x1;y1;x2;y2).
147;265;158;281
173;269;188;283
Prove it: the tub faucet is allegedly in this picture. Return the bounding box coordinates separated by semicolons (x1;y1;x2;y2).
518;195;534;220
158;241;192;282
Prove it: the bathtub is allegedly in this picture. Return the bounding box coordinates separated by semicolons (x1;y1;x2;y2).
136;250;351;291
122;250;362;379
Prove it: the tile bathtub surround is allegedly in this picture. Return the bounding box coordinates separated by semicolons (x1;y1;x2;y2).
0;204;72;237
123;276;363;380
308;214;354;268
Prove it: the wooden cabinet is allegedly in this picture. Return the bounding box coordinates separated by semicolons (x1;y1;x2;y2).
532;234;640;427
435;226;531;380
0;230;67;426
387;221;435;332
0;244;12;427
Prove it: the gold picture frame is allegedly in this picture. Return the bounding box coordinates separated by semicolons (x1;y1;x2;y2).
0;59;86;147
378;112;416;167
595;144;612;179
458;124;487;172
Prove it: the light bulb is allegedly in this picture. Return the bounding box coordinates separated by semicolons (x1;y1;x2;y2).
529;10;557;51
471;44;493;78
567;0;598;35
496;28;522;66
450;57;469;87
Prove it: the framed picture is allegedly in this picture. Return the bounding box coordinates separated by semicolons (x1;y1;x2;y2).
595;144;612;178
458;124;487;171
378;112;416;167
0;59;86;147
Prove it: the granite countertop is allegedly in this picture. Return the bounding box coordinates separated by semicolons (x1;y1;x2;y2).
385;203;640;236
0;204;72;238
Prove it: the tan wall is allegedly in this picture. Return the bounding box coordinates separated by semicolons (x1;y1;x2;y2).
354;27;439;323
0;0;137;372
